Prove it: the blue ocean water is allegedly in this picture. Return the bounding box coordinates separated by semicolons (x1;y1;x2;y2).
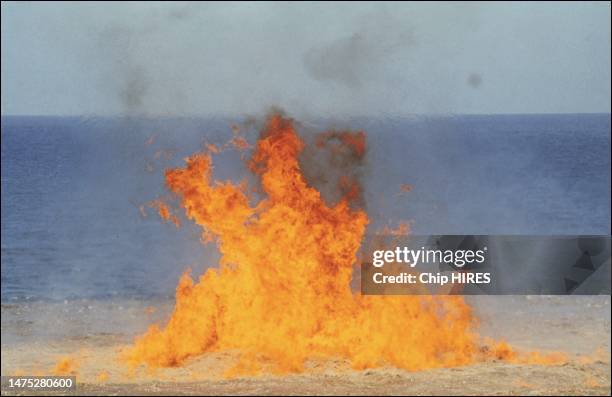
1;114;610;302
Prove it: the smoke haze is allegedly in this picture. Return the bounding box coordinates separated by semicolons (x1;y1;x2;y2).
1;2;610;116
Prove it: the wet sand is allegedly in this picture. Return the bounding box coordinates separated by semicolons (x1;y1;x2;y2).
1;296;610;395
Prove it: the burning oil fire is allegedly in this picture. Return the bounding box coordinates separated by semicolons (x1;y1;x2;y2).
124;114;565;376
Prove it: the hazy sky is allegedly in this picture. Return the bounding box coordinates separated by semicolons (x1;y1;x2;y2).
1;1;610;116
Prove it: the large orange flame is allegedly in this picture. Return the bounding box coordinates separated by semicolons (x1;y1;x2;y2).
124;114;564;376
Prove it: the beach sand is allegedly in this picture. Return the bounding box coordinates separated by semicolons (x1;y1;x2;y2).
1;296;610;395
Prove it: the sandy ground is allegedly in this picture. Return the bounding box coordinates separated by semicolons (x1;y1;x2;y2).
1;296;610;395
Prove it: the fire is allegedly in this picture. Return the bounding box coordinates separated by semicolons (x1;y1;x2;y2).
96;371;110;383
149;199;180;228
124;114;562;376
487;340;568;365
53;357;78;376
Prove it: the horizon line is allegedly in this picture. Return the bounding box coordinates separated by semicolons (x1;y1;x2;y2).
1;112;611;118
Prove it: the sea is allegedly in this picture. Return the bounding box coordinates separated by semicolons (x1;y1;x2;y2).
1;114;610;303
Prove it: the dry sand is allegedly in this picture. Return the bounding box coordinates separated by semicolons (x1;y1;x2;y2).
1;296;610;396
